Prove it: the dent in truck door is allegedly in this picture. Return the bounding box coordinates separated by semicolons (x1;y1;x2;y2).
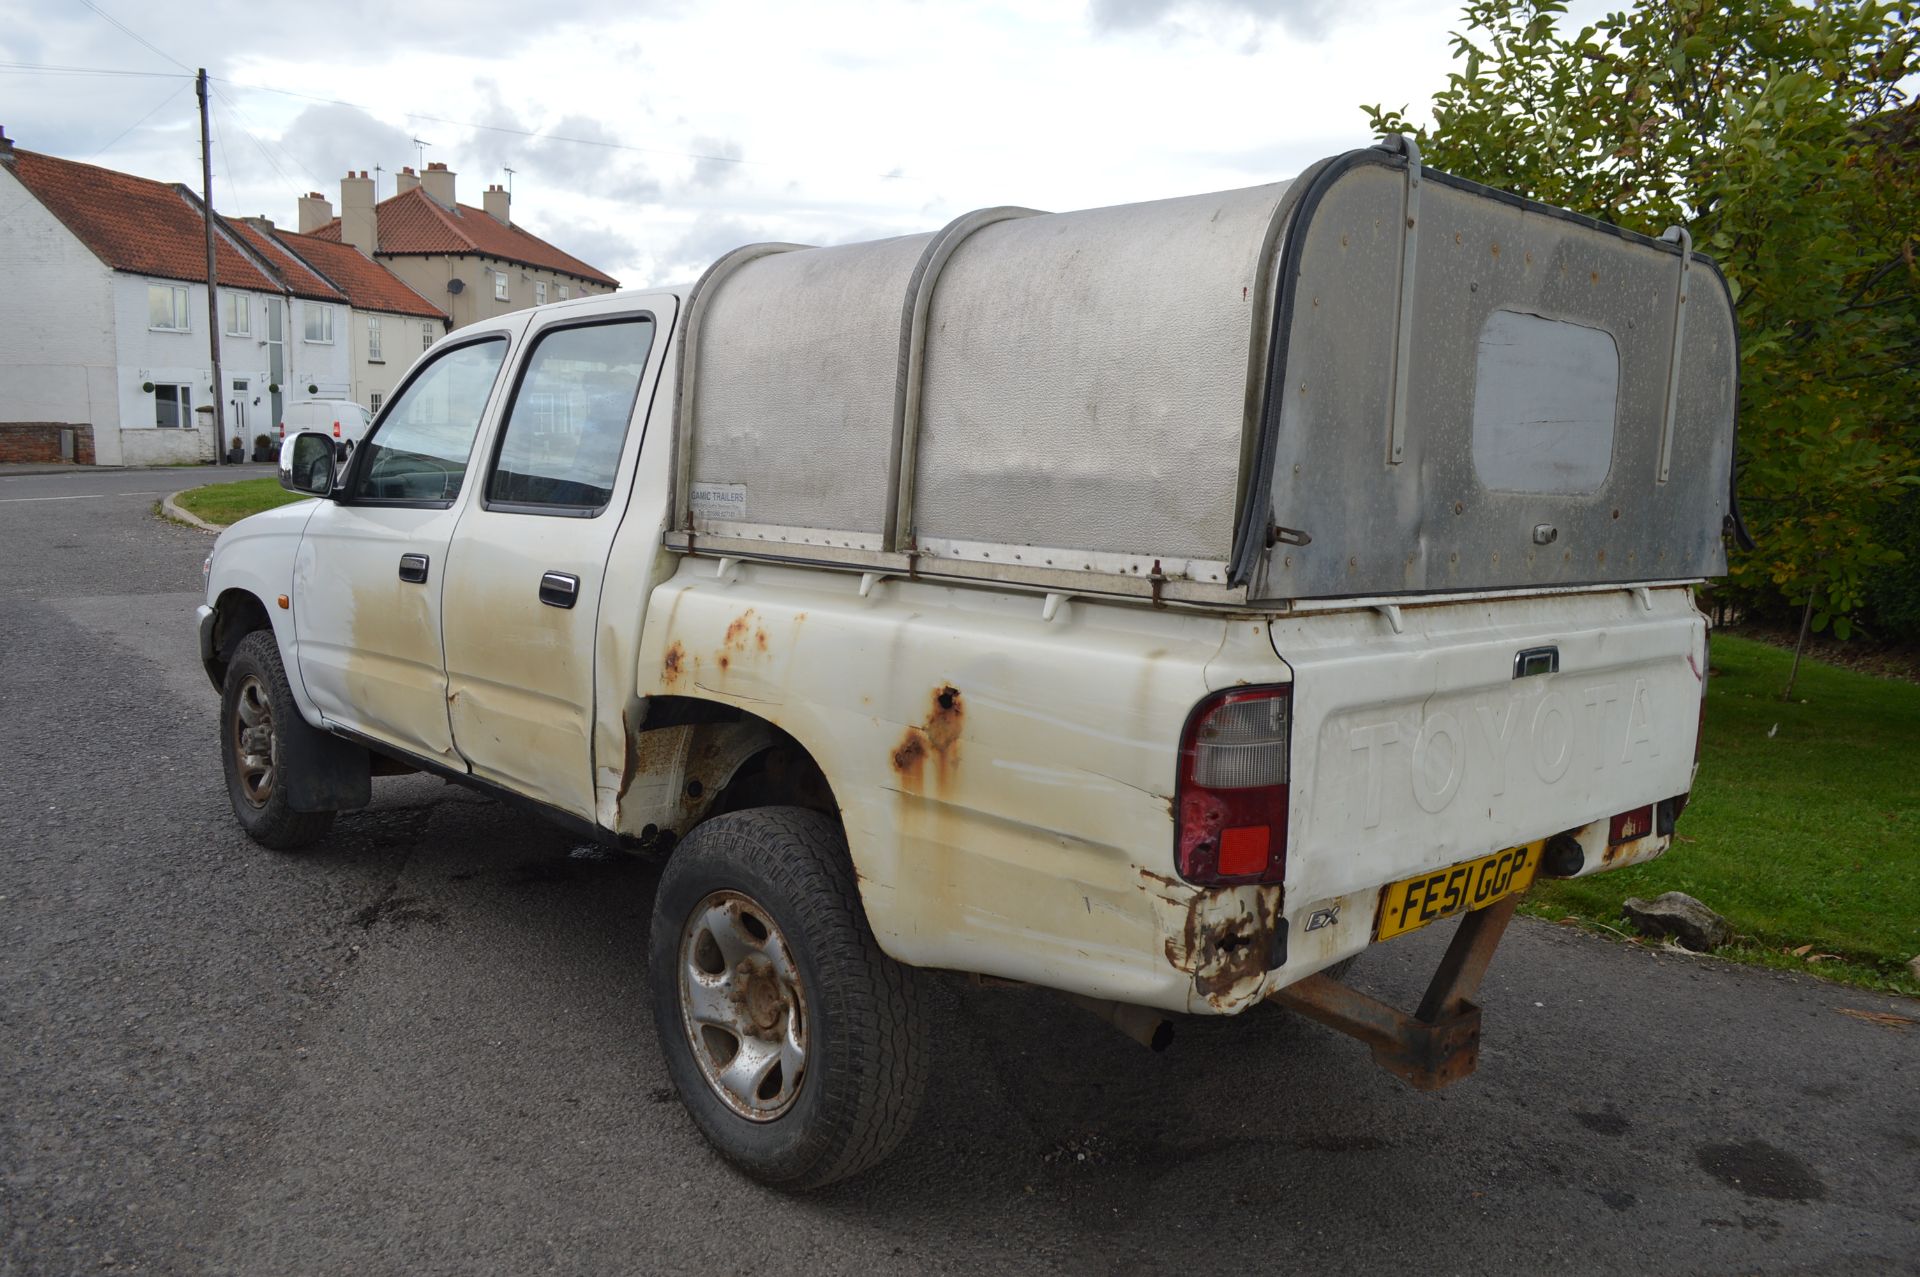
292;337;510;762
438;306;667;819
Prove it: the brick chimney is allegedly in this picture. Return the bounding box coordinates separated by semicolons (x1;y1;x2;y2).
242;214;276;236
483;183;510;225
420;161;456;208
340;170;376;256
396;165;420;195
297;190;333;233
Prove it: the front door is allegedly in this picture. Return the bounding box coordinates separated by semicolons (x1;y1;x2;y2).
293;335;513;764
266;300;284;433
439;303;669;818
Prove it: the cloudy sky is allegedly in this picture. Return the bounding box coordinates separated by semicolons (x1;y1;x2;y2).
1;0;1591;288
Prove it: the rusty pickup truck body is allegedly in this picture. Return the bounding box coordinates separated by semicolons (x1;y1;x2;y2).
198;139;1737;1188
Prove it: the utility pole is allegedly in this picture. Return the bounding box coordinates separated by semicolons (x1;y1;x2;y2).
197;68;227;466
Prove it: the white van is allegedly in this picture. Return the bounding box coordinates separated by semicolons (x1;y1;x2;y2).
277;399;373;448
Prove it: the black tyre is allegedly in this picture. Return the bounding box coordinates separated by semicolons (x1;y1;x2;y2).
648;807;927;1189
221;630;335;850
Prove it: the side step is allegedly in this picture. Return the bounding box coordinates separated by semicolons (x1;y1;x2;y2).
1266;895;1519;1090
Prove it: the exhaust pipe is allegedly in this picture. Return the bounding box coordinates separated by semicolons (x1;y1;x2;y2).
1064;994;1174;1052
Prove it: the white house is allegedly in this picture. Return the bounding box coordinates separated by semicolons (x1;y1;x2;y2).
230;216;447;415
0;129;443;465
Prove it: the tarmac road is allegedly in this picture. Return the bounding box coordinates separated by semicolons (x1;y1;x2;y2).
2;465;1916;1275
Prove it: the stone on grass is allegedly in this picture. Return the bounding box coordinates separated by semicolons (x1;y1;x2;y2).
1909;955;1920;984
1621;892;1730;952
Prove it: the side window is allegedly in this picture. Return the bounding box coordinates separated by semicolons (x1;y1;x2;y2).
486;317;654;514
351;338;508;504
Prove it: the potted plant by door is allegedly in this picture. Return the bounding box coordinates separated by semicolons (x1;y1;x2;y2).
227;435;245;464
252;433;275;462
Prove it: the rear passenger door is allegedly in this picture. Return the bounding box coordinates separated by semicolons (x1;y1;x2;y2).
438;303;669;820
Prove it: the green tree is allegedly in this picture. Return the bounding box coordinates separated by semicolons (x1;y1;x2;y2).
1365;0;1920;654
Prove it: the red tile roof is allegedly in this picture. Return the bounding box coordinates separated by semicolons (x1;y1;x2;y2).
226;220;346;304
270;230;448;321
6;148;280;293
309;186;618;287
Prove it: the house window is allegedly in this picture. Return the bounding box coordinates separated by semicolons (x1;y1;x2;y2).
149;284;190;332
494;270;509;302
154;384;191;428
304;305;334;344
422;326;436;352
369;391;383;414
535;282;547;306
367;315;383;362
222;293;250;337
558;284;570;301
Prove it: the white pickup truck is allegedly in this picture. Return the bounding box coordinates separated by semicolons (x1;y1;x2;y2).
198;140;1740;1189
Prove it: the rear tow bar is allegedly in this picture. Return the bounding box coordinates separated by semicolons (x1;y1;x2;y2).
1266;895;1518;1090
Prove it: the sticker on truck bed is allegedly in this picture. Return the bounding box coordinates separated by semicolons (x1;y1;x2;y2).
1374;841;1543;942
690;481;748;522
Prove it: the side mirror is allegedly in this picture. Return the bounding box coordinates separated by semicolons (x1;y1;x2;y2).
279;431;338;496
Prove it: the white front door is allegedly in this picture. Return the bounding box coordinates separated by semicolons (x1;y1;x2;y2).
293;336;513;764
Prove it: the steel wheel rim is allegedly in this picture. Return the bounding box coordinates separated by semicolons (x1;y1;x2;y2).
232;674;277;807
678;889;809;1121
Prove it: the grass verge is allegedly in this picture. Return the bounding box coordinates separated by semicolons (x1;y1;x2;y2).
172;477;309;527
1523;634;1920;997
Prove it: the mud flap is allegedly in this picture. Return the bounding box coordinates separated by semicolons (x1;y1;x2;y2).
281;722;373;813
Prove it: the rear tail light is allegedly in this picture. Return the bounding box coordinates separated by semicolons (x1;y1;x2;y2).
1175;686;1291;885
332;420;342;438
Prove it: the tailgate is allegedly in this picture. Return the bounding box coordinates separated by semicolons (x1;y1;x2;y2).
1271;586;1705;906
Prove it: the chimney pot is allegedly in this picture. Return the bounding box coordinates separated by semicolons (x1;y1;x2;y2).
483;182;510;225
340;171;377;256
420;162;456;207
297;190;334;234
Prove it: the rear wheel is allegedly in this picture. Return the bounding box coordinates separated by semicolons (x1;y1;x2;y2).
220;630;335;850
648;807;927;1189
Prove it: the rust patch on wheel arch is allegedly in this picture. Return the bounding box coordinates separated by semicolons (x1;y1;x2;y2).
723;610;757;652
662;641;686;687
890;684;964;790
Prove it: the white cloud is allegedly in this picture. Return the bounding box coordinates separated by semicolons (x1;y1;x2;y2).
2;0;1463;288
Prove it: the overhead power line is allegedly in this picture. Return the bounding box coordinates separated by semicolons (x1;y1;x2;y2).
0;60;189;78
87;79;190;162
79;0;193;73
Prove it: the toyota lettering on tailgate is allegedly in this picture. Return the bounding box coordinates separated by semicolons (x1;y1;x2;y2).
1348;679;1660;827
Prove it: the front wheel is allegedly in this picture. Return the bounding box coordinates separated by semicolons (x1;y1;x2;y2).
220;630;335;850
648;807;927;1190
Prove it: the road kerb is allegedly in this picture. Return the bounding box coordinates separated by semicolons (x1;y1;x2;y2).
159;490;223;534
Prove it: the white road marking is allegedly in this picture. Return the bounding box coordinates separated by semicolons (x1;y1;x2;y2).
0;494;106;504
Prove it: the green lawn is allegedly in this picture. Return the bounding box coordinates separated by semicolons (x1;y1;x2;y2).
1525;633;1920;996
172;477;310;527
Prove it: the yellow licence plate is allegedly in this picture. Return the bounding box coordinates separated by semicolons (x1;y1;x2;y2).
1374;841;1544;942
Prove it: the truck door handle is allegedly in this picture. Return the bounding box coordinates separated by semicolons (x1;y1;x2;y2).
398;553;430;584
539;571;580;609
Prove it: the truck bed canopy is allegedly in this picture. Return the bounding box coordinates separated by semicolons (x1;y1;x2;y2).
666;141;1738;606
